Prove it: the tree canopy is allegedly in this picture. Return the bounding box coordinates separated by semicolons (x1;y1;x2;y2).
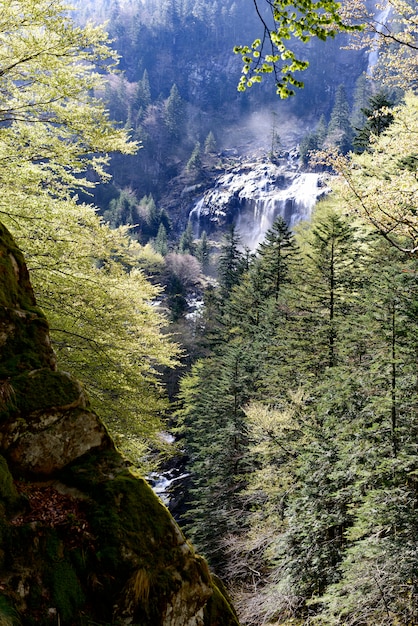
234;0;362;97
0;0;179;463
329;92;418;254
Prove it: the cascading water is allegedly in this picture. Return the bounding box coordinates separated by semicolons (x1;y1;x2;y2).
189;159;328;249
238;172;325;249
367;2;392;75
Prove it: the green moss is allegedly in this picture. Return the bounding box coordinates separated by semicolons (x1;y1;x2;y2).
50;560;85;623
88;469;177;581
0;455;24;523
10;369;82;416
0;456;18;504
0;223;54;378
0;594;21;626
203;576;240;626
0;224;38;311
0;313;51;379
61;451;200;622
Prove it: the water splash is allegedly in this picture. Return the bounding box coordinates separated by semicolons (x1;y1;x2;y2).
189;161;327;249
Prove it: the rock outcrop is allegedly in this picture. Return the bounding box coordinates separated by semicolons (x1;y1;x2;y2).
0;222;239;626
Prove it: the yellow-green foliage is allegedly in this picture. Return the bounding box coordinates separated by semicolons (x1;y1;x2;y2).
330;93;418;253
0;0;179;461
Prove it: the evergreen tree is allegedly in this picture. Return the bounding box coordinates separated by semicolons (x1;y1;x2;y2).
350;72;372;131
176;339;259;572
327;84;353;153
316;114;328;146
255;216;298;300
196;230;210;270
353;90;394;153
204;131;217;154
153;223;169;256
314;243;418;625
294;205;365;371
186;141;202;172
178;221;195;255
134;69;152;111
164;83;185;139
217;225;245;300
299;131;319;166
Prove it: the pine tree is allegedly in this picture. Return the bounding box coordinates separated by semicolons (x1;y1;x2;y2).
196;230;210;270
299;131;319;166
134;69;152;111
164;83;185;139
293;204;365;372
186;141;202;172
178;221;195;255
327;84;353;153
353;90;394;153
255;216;299;301
217;225;245;300
350;72;372;132
153;223;169;256
176;339;259;572
315;242;418;625
204;131;217;154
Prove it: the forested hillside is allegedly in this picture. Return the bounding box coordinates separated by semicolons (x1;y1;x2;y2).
0;0;417;624
170;2;418;621
70;0;372;240
67;1;418;624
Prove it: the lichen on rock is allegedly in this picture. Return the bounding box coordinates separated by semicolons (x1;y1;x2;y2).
0;222;240;625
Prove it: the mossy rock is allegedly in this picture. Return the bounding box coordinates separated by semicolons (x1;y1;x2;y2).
60;451;214;624
0;224;37;311
0;222;55;378
9;369;84;417
204;575;240;626
0;455;25;521
0;451;237;625
0;312;53;379
0;594;21;626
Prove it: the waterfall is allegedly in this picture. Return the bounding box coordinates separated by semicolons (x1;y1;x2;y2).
367;2;392;75
189;160;328;250
238;172;324;249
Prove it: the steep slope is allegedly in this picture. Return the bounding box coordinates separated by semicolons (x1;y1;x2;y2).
0;221;239;626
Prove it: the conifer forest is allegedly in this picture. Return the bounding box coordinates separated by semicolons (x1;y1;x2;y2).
1;0;418;624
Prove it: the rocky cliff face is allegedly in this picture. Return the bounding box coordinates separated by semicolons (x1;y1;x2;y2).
0;222;239;626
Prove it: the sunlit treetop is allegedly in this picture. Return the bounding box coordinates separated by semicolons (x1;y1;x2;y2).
0;0;136;196
234;0;363;98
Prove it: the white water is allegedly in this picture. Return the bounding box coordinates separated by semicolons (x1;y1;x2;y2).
189;160;327;250
238;172;323;249
367;2;392;75
148;470;190;506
